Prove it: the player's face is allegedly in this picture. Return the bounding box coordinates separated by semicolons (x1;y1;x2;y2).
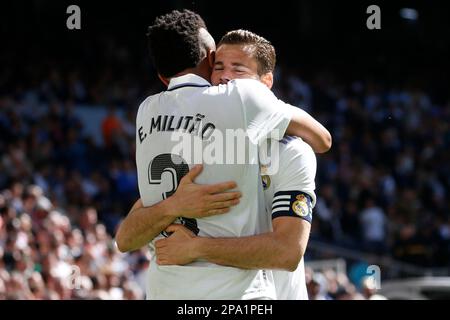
211;44;260;85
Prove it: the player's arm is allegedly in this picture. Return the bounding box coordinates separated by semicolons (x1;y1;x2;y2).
115;165;241;252
237;79;331;153
286;107;332;154
156;141;317;270
156;215;310;271
115;198;174;252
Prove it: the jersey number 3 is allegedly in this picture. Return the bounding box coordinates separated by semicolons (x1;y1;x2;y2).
148;154;199;236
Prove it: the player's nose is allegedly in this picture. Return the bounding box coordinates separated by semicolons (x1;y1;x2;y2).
220;76;231;84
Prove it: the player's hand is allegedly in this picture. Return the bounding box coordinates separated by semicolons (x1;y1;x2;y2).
167;164;241;219
155;224;197;265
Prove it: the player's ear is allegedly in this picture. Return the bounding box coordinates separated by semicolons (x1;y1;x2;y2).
157;73;170;87
207;50;215;68
260;72;273;89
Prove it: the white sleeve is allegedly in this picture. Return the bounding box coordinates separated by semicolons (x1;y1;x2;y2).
275;138;317;204
270;138;317;222
234;79;294;145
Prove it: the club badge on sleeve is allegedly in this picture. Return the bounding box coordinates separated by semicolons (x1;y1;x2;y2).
271;191;313;223
261;175;271;190
292;194;310;218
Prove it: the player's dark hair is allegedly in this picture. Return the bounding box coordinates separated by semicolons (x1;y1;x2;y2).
147;9;208;78
218;29;276;76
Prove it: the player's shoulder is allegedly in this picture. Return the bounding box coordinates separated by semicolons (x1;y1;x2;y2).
204;79;270;106
135;93;161;120
279;136;314;156
272;136;317;203
275;136;316;177
223;78;271;97
230;78;267;87
233;78;271;92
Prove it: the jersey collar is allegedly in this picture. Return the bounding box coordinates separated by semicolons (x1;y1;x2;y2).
167;74;212;92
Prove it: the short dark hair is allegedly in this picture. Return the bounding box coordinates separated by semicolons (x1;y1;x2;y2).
218;30;276;76
147;10;208;78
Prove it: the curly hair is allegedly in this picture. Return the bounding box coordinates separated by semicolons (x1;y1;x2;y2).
218;29;276;76
147;10;208;78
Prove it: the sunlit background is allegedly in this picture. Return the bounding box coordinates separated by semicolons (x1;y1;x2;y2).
1;0;449;299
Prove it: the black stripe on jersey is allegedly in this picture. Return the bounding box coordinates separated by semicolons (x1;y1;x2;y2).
271;190;313;223
167;83;211;91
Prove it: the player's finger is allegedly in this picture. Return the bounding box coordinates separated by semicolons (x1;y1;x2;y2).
208;199;240;210
155;239;167;248
165;224;187;234
182;165;203;183
208;192;242;203
205;181;237;194
204;207;230;217
156;250;167;257
157;259;168;265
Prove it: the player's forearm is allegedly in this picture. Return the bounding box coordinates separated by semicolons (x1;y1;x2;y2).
192;233;301;272
116;200;176;252
286;108;332;153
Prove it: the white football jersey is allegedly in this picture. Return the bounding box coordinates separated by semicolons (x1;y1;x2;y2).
135;74;296;300
259;136;317;300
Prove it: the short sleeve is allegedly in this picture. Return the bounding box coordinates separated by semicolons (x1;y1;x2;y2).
270;138;317;222
234;79;294;145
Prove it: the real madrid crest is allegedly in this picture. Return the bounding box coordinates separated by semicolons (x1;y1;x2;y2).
261;175;271;190
292;194;309;217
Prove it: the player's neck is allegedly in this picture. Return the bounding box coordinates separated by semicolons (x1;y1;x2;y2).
171;59;212;84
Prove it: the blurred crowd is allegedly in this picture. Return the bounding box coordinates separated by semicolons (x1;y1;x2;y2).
305;267;386;300
279;69;450;268
0;183;148;299
1;36;449;299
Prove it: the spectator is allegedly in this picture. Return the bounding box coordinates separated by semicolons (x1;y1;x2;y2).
361;276;387;300
359;196;388;254
0;45;449;299
101;107;123;148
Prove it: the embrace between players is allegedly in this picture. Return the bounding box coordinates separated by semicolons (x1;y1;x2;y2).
115;9;332;300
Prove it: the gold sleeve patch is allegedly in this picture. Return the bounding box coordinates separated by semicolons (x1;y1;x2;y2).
261;175;271;190
292;194;309;217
